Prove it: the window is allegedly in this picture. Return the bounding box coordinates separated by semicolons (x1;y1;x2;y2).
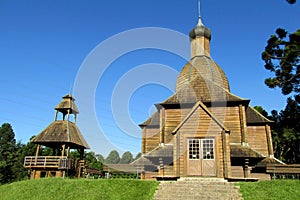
189;139;200;159
188;138;215;160
202;139;214;160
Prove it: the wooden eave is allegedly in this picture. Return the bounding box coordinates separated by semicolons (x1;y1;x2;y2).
131;156;155;166
246;106;273;125
230;145;264;158
143;144;173;158
31;120;89;149
138;111;160;127
160;77;249;106
171;101;230;135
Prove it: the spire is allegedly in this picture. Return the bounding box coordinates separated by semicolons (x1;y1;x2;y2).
197;0;202;25
189;0;211;58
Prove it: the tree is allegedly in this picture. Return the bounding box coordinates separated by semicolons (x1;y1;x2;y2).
134;152;142;161
286;0;296;4
119;151;134;164
262;28;300;102
253;106;269;118
95;154;105;163
105;150;120;164
0;123;17;184
268;98;300;163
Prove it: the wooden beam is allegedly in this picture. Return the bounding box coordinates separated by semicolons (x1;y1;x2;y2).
265;124;274;156
159;108;165;144
239;104;247;145
222;129;229;178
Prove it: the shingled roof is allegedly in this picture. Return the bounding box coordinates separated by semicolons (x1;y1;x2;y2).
246;106;273;124
139;111;160;127
176;56;230;92
55;94;79;115
31;120;89;149
230;145;264;158
144;144;173;158
162;76;246;105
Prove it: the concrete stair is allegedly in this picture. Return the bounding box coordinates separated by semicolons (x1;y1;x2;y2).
154;178;243;200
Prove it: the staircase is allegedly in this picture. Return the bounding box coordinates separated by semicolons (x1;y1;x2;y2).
154;178;243;200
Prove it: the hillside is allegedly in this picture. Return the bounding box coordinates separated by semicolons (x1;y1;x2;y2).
0;178;159;200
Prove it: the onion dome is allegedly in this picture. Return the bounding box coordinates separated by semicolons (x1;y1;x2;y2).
189;17;211;41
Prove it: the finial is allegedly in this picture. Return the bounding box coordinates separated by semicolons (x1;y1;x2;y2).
197;0;203;26
69;83;73;95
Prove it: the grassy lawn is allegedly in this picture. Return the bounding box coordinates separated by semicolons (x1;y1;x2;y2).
0;178;159;200
237;180;300;200
1;178;299;200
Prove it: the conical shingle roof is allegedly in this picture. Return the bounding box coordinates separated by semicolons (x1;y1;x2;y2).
31;120;89;149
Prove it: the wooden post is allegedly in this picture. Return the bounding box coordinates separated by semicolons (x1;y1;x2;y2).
66;146;70;157
159;108;165;145
35;145;40;157
61;144;65;157
265;125;274;157
142;128;146;154
222;129;229;178
243;158;250;178
54;110;58;121
239;104;247;146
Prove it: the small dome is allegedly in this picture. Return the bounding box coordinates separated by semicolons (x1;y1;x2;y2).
189;18;211;40
176;56;230;93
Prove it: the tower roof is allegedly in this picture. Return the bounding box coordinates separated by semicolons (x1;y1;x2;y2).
176;56;230;93
31;120;89;149
55;94;79;115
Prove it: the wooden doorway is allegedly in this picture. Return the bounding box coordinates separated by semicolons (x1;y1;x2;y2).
187;138;216;176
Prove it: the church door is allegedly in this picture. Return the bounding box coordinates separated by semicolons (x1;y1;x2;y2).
187;138;216;176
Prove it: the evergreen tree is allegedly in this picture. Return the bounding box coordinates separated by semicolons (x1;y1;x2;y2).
134;152;142;161
269;98;300;163
286;0;296;4
95;154;105;163
262;28;300;102
119;151;134;164
0;123;17;184
105;150;120;164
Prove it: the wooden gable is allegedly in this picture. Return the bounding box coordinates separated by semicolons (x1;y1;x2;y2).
172;101;229;135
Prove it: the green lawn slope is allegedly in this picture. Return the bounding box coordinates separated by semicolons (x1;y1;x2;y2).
1;178;299;200
0;178;159;200
238;180;300;200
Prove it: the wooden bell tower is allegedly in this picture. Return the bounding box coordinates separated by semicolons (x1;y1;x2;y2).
24;94;89;179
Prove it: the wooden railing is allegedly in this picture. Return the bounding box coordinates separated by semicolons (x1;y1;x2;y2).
24;156;73;170
267;164;300;179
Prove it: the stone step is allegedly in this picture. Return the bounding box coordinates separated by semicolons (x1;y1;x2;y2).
154;178;243;200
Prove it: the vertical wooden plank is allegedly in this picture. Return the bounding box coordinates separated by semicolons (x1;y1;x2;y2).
265;124;274;156
142;128;146;154
159;108;165;144
239;104;247;145
222;129;228;178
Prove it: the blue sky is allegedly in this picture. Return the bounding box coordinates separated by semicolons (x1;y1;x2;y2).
0;0;299;156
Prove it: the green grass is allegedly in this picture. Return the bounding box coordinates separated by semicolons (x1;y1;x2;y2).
1;178;299;200
237;180;300;200
0;178;159;200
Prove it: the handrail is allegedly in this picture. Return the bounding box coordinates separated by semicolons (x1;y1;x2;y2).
24;156;71;169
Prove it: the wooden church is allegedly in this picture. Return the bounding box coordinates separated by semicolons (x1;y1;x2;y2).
136;15;283;180
24;94;89;179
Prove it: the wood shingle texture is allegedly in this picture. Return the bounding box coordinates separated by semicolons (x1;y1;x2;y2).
31;120;89;149
55;94;79;115
246;106;273;124
176;56;230;92
162;76;245;104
